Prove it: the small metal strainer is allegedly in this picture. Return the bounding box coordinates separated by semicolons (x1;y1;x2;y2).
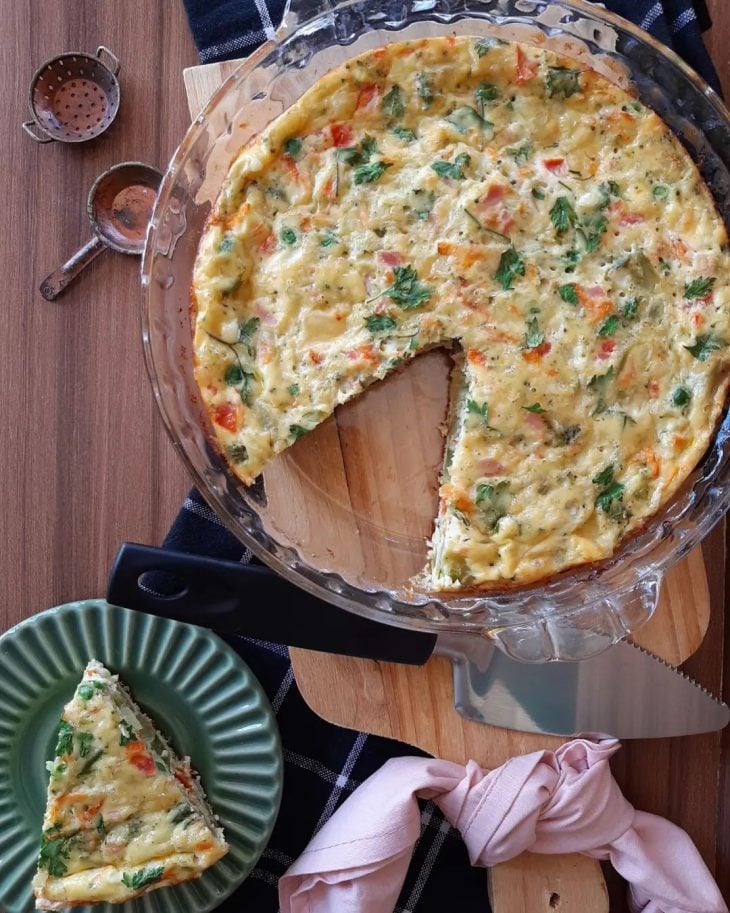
23;46;120;144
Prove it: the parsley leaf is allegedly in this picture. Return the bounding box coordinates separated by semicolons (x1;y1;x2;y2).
592;465;626;516
475;36;507;57
353;160;392;184
652;184;669;200
381;85;405;119
384;265;432;310
523;403;546;413
287;384;300;396
320;230;338;247
218;234;235;253
224;364;244;386
598;314;620;337
684;277;715;300
684;332;727;361
597;481;626;514
532;186;546;200
119;722;136;746
546;66;581;98
289;424;309;441
467;399;490;423
508;143;532;165
279;227;297;245
475;480;511;530
239;317;260;340
55;721;74;756
416;72;433;106
598;180;620;209
226;443;248;464
79;749;104;776
672;386;691;407
524;315;545;349
550;196;577;233
494;248;525;291
431;153;470;181
96;815;107;837
283;137;302;158
621;298;639;320
121;865;165;891
171;803;195;825
558;283;578;305
588;366;615;414
580;213;608;252
392;126;416;142
413;189;435;221
475;82;499;116
76;732;93;758
365;314;397;333
445;106;492;134
592;464;616;488
38;832;72;878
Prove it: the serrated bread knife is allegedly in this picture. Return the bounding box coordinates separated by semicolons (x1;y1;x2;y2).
107;543;729;739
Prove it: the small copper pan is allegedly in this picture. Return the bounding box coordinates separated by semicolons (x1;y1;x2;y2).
40;162;162;301
23;46;120;144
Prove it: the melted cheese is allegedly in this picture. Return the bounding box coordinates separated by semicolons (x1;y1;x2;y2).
192;37;730;589
33;661;227;909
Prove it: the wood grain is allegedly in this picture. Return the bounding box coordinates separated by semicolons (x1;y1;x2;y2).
0;0;198;631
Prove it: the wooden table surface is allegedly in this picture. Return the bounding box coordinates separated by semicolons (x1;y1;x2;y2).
1;0;729;905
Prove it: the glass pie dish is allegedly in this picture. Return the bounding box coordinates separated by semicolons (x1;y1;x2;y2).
142;0;730;662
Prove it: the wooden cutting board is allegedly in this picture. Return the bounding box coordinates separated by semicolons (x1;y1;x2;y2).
183;60;711;912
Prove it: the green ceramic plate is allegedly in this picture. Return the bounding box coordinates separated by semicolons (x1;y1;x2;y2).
0;600;282;913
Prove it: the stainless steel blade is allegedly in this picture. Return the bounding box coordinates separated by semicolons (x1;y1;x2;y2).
436;633;729;738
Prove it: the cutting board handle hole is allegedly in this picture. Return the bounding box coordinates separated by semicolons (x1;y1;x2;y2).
549;892;560;908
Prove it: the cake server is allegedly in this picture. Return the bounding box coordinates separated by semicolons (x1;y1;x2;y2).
107;542;729;739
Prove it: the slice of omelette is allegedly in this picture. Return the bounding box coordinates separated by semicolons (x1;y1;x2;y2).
192;36;730;589
33;661;228;909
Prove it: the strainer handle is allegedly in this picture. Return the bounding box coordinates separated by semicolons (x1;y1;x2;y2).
39;236;105;301
95;46;120;76
22;120;52;144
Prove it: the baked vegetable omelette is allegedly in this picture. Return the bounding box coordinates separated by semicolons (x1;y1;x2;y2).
33;662;228;908
192;36;730;590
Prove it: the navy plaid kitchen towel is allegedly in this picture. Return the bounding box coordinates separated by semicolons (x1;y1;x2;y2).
170;3;721;910
182;0;720;93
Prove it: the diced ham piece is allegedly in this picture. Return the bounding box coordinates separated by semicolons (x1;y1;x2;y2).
377;250;403;267
330;122;354;147
479;458;506;475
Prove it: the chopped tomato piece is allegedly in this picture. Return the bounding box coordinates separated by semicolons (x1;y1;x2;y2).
355;84;380;111
598;340;616;360
212;402;239;432
522;341;551;362
309;350;323;365
125;741;156;776
543;157;567;176
466;348;488;366
76;800;104;823
330;122;354;146
174;768;193;790
437;241;453;256
480;183;507;207
347;344;379;365
639;448;660;478
515;46;538;84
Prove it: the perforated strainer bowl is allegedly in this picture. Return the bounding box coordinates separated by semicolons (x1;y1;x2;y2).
22;46;120;144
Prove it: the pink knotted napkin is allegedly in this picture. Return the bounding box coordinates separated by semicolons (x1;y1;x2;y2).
279;738;727;913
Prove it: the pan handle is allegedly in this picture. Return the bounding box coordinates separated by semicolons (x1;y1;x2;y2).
96;46;121;76
107;542;437;665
